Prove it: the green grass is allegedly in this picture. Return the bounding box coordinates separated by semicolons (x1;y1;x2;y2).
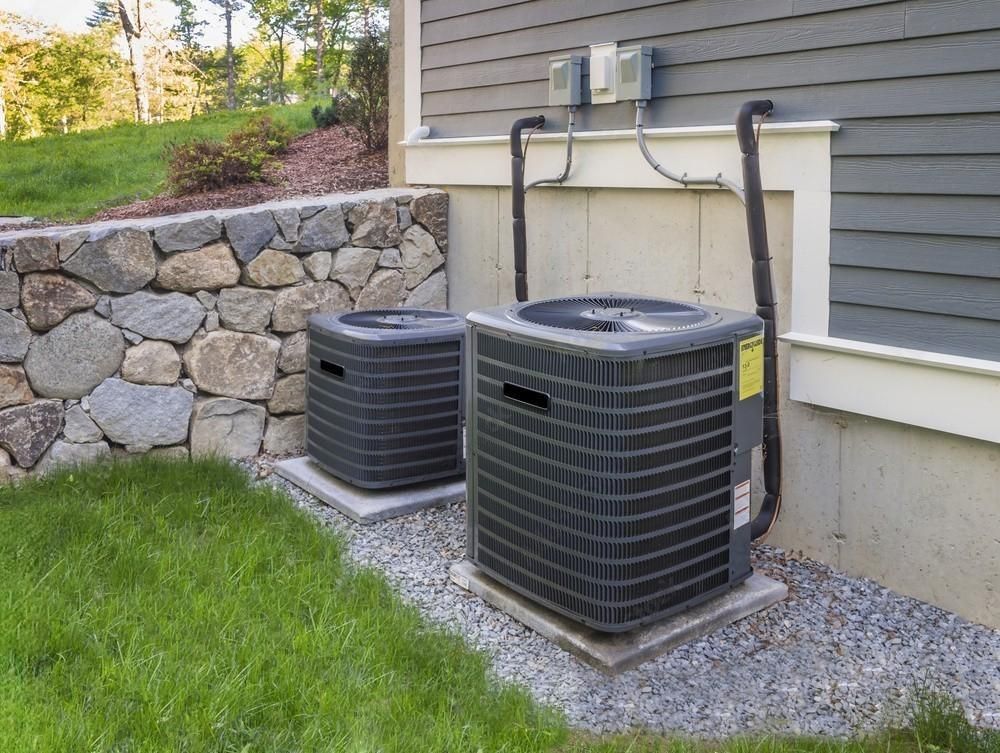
1;459;996;753
0;103;317;221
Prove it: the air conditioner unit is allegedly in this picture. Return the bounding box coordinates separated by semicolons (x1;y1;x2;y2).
306;309;466;489
466;293;764;632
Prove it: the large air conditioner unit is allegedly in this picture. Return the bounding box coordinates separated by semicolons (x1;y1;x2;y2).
466;293;764;632
306;309;466;489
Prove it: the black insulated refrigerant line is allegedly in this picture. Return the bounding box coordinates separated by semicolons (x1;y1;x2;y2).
510;115;546;302
735;99;782;541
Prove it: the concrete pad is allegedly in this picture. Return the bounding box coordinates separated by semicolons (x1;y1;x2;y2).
449;559;787;674
274;456;465;524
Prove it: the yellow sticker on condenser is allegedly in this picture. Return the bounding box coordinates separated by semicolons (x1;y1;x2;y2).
739;334;764;400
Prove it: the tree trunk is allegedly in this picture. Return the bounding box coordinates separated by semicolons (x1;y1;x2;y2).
0;84;7;140
314;1;325;96
225;2;236;109
118;1;151;124
276;29;286;104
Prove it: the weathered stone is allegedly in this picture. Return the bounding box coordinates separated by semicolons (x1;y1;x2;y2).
217;287;276;333
94;295;111;318
397;205;413;231
204;311;220;331
331;247;380;298
294;205;349;254
0;310;32;362
271;281;351;332
146;445;189;461
89;378;193;447
0;364;33;408
263;414;306;455
271;208;300;243
121;340;181;385
62;229;157;293
155;242;240;292
63;404;103;443
0;271;19;309
20;273;96;330
23;312;124;399
410;192;449;249
356;269;406;310
404;270;448;310
348;199;402;248
224;211;277;263
183;330;280;399
153;216;222;252
277;331;307;374
379;248;402;269
110;291;205;344
12;236;58;272
241;249;304;287
180;378;196;392
400;225;444;288
35;440;111;475
195;290;217;310
122;329;144;345
267;373;305;414
0;447;25;484
0;400;62;467
267;235;296;251
302;252;332;281
189;397;265;458
58;230;89;261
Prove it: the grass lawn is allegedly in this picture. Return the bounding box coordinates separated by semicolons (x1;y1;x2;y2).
0;103;317;222
1;458;995;753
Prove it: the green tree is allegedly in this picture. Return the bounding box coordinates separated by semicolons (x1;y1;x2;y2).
339;23;387;150
85;0;118;28
246;0;301;103
207;0;243;109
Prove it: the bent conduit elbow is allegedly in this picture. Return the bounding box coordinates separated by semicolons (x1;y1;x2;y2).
526;106;577;191
510;115;545;303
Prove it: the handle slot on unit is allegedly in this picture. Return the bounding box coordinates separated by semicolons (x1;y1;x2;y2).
502;382;550;412
320;360;345;379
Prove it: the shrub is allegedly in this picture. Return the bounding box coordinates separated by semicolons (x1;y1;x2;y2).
165;115;293;195
311;100;341;128
340;27;389;151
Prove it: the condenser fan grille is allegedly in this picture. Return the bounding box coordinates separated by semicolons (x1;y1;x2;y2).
339;309;461;331
515;296;714;333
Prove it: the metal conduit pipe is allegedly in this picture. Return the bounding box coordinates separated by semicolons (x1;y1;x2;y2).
510;114;546;302
526;106;577;191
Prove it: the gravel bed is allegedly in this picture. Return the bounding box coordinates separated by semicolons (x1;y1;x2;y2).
252;460;1000;738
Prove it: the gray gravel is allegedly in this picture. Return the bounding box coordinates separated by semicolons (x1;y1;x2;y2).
255;462;1000;738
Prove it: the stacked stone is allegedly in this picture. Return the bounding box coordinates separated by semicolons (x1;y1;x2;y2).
0;189;449;482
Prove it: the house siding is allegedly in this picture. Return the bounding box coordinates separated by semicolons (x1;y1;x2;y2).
419;0;1000;360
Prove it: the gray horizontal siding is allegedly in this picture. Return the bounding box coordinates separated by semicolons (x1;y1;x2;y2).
420;0;1000;361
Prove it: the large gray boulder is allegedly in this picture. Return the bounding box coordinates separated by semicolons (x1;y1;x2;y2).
121;340;181;385
155;242;240;292
399;225;444;289
35;440;111;475
330;247;380;299
0;400;63;467
110;291;205;344
63;404;104;443
294;205;349;254
348;199;402;248
0;310;32;362
88;378;193;447
404;270;447;310
217;287;276;333
277;331;307;374
0;271;19;309
263;414;305;455
356;269;406;311
23;312;124;399
0;364;33;409
267;373;305;414
12;236;58;272
62;229;157;293
224;211;278;263
153;216;222;252
241;249;304;287
183;330;280;399
271;281;351;332
20;273;96;330
189;397;265;458
271;208;300;245
410;192;449;249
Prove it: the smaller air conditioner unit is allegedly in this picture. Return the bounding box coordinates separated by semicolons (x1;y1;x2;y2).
306;309;466;489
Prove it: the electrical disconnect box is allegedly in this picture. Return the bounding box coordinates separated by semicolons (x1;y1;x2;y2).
588;42;618;104
548;54;582;107
616;45;653;101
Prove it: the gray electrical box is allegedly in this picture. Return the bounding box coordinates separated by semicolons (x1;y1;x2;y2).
548;54;583;107
616;45;652;101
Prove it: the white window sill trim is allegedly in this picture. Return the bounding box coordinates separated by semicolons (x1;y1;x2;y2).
782;333;1000;444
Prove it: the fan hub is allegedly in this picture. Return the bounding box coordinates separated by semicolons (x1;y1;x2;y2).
376;314;420;326
582;306;641;321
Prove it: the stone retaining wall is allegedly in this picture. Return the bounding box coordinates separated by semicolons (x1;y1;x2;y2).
0;188;449;482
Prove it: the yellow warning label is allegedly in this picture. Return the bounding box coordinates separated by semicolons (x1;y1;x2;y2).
739;334;764;400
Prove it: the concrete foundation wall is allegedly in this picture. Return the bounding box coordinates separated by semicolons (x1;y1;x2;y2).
443;184;1000;628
